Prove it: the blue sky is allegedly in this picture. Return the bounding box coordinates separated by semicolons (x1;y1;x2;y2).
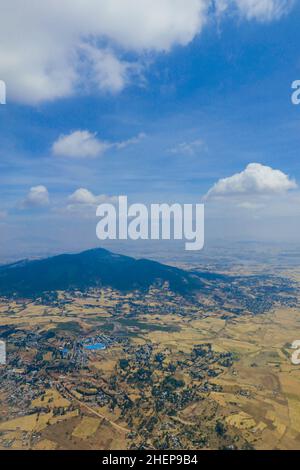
0;0;300;260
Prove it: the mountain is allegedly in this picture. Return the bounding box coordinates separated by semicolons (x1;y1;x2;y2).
0;248;208;298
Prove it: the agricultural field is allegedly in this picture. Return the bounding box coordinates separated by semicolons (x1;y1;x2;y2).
0;271;299;450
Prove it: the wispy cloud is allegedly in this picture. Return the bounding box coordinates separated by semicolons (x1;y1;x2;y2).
115;132;146;150
227;0;293;22
169;139;205;156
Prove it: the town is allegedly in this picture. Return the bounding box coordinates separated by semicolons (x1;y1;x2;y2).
0;268;299;450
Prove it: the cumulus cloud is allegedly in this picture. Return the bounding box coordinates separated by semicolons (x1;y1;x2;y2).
22;186;50;208
0;0;208;104
0;0;293;104
52;130;145;158
65;188;117;215
52;131;110;159
206;163;297;199
68;188;117;205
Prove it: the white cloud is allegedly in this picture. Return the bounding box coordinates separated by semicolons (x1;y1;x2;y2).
206;163;297;199
115;132;146;150
0;0;208;104
237;201;265;210
0;0;293;104
81;45;141;94
22;186;50;208
68;188;117;205
65;188;117;216
216;0;293;21
233;0;293;21
52;130;145;158
52;131;110;158
169;139;205;156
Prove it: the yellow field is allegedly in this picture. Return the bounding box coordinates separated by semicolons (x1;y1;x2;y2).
140;306;300;450
0;288;300;450
72;417;100;439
